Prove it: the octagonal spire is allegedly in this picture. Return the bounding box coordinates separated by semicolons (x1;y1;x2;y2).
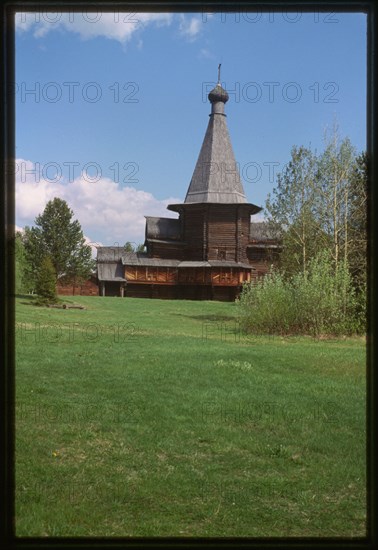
179;75;247;204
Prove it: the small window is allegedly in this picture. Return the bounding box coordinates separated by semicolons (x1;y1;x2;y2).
248;248;265;261
218;248;226;260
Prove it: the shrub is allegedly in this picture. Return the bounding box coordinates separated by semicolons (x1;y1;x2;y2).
237;251;365;336
237;271;295;335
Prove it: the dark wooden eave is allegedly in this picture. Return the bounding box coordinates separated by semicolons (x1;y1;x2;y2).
167;201;262;215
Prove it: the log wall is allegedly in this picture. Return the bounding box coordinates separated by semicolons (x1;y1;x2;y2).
148;241;186;260
57;277;99;296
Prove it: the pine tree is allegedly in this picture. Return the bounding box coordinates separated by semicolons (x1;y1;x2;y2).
23;198;95;290
14;231;34;294
35;256;58;304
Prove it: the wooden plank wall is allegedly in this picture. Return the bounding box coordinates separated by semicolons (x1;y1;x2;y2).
181;205;206;260
149;242;185;260
207;206;237;261
56;278;99;296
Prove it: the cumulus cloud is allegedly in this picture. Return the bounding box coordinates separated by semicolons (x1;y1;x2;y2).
15;158;182;245
15;12;173;44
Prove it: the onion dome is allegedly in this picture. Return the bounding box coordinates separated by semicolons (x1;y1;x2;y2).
208;83;229;104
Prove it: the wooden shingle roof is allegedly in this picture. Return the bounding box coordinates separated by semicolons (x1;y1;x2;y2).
183;87;247;205
249;222;278;242
97;262;126;282
97;246;124;262
145;216;181;241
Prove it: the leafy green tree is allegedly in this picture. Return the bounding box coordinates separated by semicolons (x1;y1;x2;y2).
266;131;365;281
14;231;34;294
316;129;356;270
35;256;58;304
265;146;324;276
124;241;135;253
278;217;332;278
258;126;366;334
23;198;95;290
123;242;145;254
347;152;367;289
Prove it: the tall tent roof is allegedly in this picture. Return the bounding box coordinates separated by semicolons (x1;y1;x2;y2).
183;82;248;205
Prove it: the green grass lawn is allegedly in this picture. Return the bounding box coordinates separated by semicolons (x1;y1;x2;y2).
15;295;366;537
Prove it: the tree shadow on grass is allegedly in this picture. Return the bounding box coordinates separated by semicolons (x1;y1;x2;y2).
15;294;38;305
16;294;66;307
174;313;237;322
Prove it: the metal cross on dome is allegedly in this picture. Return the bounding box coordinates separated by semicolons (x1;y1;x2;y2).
217;63;221;84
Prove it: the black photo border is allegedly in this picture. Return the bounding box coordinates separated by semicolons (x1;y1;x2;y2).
1;1;376;549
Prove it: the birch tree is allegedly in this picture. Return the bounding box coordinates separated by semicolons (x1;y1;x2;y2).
265;146;324;276
316;125;356;270
348;152;368;288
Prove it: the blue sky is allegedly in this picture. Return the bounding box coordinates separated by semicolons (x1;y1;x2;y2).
15;10;367;247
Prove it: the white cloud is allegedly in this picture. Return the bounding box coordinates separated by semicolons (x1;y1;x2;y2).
15;158;181;245
83;235;102;258
15;12;209;49
178;14;203;41
15;12;173;44
199;48;215;60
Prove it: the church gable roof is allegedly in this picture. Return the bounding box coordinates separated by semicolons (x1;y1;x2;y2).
97;262;126;281
249;222;279;242
145;216;181;241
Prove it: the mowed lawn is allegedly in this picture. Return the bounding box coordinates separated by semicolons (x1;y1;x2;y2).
15;295;366;537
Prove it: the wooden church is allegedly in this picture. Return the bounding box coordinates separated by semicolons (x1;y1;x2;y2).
97;73;279;301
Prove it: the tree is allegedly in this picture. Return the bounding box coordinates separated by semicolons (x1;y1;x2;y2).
347;152;367;289
265;146;325;276
124;241;135;253
124;242;145;253
259;127;366;332
316;125;356;270
278;217;332;277
14;231;34;294
23;198;95;290
35;256;58;304
266;130;364;280
23;226;45;291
